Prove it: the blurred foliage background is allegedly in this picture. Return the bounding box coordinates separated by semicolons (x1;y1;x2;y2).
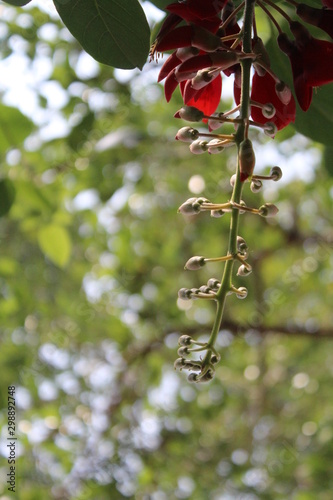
0;1;333;499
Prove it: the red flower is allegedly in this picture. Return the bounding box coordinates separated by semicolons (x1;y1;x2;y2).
278;22;333;111
250;71;296;131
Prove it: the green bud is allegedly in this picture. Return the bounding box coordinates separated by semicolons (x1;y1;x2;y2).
259;203;279;217
239;139;256;182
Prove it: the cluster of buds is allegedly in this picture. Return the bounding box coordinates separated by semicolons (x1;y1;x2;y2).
174;334;221;383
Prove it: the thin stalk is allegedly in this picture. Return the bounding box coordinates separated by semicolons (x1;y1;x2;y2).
206;0;255;353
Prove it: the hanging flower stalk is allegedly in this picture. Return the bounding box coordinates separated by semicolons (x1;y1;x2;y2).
151;0;333;382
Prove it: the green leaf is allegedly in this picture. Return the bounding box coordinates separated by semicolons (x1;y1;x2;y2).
265;36;333;145
53;0;150;70
38;224;72;268
1;0;32;5
0;104;34;152
0;179;15;217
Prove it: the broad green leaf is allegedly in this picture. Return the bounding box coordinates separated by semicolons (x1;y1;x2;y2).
38;224;72;268
0;104;34;152
53;0;150;69
1;0;32;5
0;179;15;217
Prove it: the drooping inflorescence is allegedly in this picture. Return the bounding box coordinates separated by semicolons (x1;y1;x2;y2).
151;0;332;382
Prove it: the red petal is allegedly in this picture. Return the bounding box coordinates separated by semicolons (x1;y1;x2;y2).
158;52;181;82
181;75;222;117
155;26;193;52
164;70;180;102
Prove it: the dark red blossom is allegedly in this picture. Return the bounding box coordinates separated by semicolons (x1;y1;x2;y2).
166;0;227;22
278;22;333;111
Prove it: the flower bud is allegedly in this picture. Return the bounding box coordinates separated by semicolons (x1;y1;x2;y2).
210;209;225;218
250;179;263;193
188;373;199;383
207;278;220;290
252;36;271;76
239;139;256;181
230;174;236;187
177;346;190;358
270;166;282;181
178;288;193;300
189;139;208;154
174;358;186;370
199;285;212;294
178;335;192;346
175;126;199;142
207;138;225;154
192;25;222;52
176;46;200;62
185;256;206;270
177;106;205;122
237;264;252;276
237;236;248;255
191;69;213;90
198;369;214;382
264;122;278;137
178;197;201;215
262;103;276;119
236;286;248;299
211;353;221;364
259;203;279;217
208;113;224;131
239;200;247;214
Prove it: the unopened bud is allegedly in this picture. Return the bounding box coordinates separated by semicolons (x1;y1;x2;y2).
236;286;248;299
185;256;206;271
178;335;193;346
207;138;225;154
250;179;263;193
270;165;282;181
175;126;199;142
207;278;221;290
262;103;276;119
259;203;279;217
211;353;221;364
264;122;278;137
178;197;202;215
230;174;236;187
177;346;190;357
199;285;212;294
208;113;224;131
174;358;186;370
191;69;213;90
177;106;205;122
239;139;256;181
252;37;271;75
188;373;199;383
237;236;248;255
189;139;208;154
176;46;200;62
178;288;193;300
237;264;252;276
211;209;225;217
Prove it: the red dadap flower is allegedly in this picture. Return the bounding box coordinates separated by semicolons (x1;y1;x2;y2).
278;22;333;111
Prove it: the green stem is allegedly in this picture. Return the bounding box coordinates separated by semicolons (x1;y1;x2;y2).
206;0;255;353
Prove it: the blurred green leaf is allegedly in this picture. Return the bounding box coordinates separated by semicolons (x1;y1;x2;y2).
0;105;34;151
38;224;72;268
53;0;150;69
0;179;15;217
